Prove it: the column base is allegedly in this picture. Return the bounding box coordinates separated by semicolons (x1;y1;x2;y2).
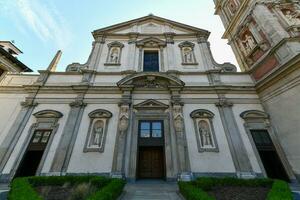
237;172;256;179
178;172;193;182
111;172;125;179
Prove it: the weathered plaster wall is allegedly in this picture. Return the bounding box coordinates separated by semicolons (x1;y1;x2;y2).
67;104;119;173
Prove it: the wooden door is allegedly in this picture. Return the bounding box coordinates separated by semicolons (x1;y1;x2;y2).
138;147;164;179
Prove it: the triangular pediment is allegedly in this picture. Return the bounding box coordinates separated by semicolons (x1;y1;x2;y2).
136;37;166;47
133;99;169;110
92;15;210;36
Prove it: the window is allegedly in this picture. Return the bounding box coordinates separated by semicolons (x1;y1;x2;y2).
190;109;219;152
143;51;159;72
139;121;163;138
31;130;52;144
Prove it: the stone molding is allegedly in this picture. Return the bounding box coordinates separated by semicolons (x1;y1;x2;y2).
190;109;219;153
136;37;167;48
7;109;63;183
117;72;185;89
84;109;112;153
133;99;169;111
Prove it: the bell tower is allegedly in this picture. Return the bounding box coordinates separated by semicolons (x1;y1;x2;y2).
214;0;300;182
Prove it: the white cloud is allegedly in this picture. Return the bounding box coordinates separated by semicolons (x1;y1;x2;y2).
1;0;72;50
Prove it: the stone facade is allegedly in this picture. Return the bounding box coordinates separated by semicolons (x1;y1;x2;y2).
0;14;297;183
215;0;300;182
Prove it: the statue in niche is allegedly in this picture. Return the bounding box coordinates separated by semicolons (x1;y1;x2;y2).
173;105;184;132
283;10;300;25
91;120;104;146
183;47;193;63
110;47;119;63
241;33;256;53
198;120;213;147
119;105;129;133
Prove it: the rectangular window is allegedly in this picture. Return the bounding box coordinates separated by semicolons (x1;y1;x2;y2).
143;51;159;72
139;121;163;138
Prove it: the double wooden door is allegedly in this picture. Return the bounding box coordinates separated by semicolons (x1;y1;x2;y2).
138;147;164;179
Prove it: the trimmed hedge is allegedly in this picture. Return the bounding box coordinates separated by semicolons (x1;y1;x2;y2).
8;176;125;200
87;179;126;200
267;180;293;200
178;181;214;200
179;177;293;200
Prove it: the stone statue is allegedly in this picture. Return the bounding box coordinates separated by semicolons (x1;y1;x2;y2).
110;48;119;63
92;120;104;146
183;47;193;63
198;120;213;147
173;105;184;132
119;105;129;133
284;10;300;25
242;34;256;53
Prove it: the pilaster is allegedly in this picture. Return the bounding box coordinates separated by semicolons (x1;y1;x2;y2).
50;99;86;174
216;97;254;178
0;100;37;181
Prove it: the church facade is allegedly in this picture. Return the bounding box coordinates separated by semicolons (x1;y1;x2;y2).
0;11;298;183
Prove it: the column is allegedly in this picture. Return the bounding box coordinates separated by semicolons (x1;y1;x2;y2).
50;99;86;174
0;100;37;182
138;47;143;72
111;103;131;179
216;98;254;178
159;47;165;72
171;89;192;181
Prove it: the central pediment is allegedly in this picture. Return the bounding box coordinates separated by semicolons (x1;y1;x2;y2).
92;15;210;38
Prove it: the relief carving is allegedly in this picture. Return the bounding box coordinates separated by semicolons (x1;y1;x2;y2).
283;9;300;25
173;104;184;132
119;105;130;133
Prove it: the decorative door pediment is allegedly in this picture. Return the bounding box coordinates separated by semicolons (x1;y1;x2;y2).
133;99;169;111
136;37;166;48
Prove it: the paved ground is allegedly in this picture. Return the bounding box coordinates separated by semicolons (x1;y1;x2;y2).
291;183;300;200
0;184;9;200
120;180;183;200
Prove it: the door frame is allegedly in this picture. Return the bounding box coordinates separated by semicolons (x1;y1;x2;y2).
137;120;165;179
126;112;177;181
9;110;62;182
243;122;295;180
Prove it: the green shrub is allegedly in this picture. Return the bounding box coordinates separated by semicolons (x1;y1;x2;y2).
87;179;126;200
8;176;124;200
179;177;292;200
178;182;215;200
8;178;42;200
195;177;273;190
266;180;293;200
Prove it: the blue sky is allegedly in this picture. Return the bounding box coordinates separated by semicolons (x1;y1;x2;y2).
0;0;238;72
